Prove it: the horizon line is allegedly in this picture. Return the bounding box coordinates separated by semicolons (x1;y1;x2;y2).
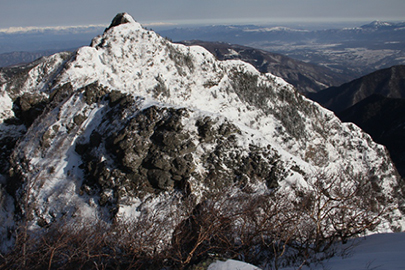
1;17;404;34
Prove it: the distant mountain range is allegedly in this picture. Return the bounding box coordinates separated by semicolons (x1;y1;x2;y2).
160;21;405;43
0;49;76;68
160;21;405;78
0;25;105;54
361;20;405;30
1;20;404;79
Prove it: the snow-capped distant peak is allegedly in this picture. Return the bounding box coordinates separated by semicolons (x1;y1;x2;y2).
361;20;395;29
370;20;392;26
243;26;308;33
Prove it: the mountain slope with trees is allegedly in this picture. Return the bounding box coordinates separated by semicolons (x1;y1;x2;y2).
307;65;405;112
0;13;403;269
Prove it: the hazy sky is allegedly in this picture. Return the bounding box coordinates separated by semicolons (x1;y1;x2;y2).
1;0;404;29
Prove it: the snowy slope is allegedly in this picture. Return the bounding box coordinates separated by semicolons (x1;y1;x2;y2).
303;232;405;270
0;13;404;254
38;14;399;177
211;232;405;270
209;259;261;270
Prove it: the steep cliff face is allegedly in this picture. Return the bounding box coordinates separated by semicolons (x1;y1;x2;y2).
308;65;405;112
307;65;405;178
0;13;403;252
338;94;405;177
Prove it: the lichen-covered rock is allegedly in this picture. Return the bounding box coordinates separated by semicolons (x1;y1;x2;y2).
76;98;197;203
72;89;284;209
83;82;109;104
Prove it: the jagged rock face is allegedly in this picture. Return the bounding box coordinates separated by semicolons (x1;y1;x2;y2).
0;53;71;180
66;84;281;215
0;13;404;251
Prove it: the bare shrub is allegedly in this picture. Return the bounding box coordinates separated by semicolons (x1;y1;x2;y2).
168;190;302;269
287;171;392;264
1;218;169;270
0;171;392;269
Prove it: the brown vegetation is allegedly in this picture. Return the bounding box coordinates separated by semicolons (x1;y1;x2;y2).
0;172;391;269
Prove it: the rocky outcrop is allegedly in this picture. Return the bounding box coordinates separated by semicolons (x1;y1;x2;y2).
73;84;283;214
106;13;134;32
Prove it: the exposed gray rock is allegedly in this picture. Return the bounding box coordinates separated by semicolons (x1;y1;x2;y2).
83;82;109;104
13;92;47;127
72;85;283;209
106;13;133;32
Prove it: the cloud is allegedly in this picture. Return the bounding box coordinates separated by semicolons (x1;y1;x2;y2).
0;24;107;34
142;22;177;27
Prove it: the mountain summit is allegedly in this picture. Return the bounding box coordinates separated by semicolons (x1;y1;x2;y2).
0;13;404;263
106;12;136;31
360;20;402;30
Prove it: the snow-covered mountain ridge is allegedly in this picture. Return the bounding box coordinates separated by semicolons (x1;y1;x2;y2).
0;13;404;257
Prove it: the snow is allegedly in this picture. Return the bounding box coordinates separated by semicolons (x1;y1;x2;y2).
209;259;261;270
317;233;405;270
0;13;403;253
0;90;13;122
210;232;405;270
225;49;240;57
243;27;309;33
